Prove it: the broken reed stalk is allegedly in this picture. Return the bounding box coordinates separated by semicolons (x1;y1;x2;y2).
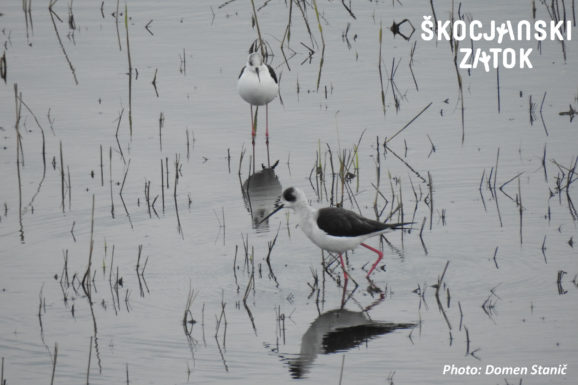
60;141;65;213
81;195;95;298
539;91;549;135
174;155;183;237
434;260;452;330
279;0;293;70
114;108;126;164
99;144;104;186
17;95;47;209
14;84;24;242
518;177;523;244
109;147;115;218
86;336;92;385
388;102;432;144
48;1;79;84
496;66;501;113
249;0;265;56
159;112;164;151
409;41;419;91
115;0;121;50
451;38;465;143
312;0;326;91
160;158;165;213
119;160;133;228
50;343;58;385
182;283;197;333
265;224;281;286
378;23;386;114
125;5;133;137
428;171;433;230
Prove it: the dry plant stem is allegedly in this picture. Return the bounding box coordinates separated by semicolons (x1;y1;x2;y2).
249;0;265;56
496;66;501;113
60;141;65;213
82;194;95;298
49;0;79;84
161;159;165;213
109;147;115;218
86;336;92;385
174;155;183;237
115;0;121;50
312;0;326;91
435;260;452;330
14;84;24;242
17;95;47;209
378;23;386;115
119;160;133;229
451;38;465;143
99;145;104;186
125;5;133;137
50;343;58;385
279;0;293;70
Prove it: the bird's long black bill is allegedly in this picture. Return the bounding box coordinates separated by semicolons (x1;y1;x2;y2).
259;204;284;225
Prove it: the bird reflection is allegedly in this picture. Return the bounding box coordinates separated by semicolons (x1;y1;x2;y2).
288;309;415;379
241;160;282;230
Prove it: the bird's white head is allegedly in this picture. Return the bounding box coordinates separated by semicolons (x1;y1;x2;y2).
247;52;264;72
258;187;308;225
281;187;308;210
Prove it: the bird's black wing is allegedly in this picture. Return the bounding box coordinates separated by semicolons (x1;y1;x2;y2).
266;64;278;84
316;207;391;237
238;66;245;79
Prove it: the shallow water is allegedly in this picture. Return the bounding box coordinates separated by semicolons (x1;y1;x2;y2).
1;0;577;384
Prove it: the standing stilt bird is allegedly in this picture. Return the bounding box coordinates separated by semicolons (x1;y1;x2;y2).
237;51;278;144
262;187;411;279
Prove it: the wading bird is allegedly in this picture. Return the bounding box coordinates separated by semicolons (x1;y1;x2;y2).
262;187;411;280
237;50;278;145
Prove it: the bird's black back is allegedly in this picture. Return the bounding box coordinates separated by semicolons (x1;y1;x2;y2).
316;207;393;237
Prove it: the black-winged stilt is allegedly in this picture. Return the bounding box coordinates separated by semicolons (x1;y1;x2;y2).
237;50;278;144
263;187;411;279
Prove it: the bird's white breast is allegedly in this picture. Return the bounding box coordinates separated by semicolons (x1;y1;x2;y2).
237;66;278;106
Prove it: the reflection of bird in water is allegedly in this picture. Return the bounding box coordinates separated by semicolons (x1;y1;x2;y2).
241;160;282;230
261;187;412;279
287;309;415;379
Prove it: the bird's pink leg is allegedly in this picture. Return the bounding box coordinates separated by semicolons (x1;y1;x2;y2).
339;253;349;283
361;243;383;278
265;104;270;143
250;105;256;173
250;105;256;142
265;105;271;167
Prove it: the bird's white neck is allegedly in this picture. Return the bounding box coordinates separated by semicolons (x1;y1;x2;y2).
291;203;317;237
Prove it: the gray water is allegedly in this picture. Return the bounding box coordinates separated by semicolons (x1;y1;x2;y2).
1;0;577;384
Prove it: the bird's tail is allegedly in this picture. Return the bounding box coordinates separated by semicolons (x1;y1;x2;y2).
386;222;414;231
